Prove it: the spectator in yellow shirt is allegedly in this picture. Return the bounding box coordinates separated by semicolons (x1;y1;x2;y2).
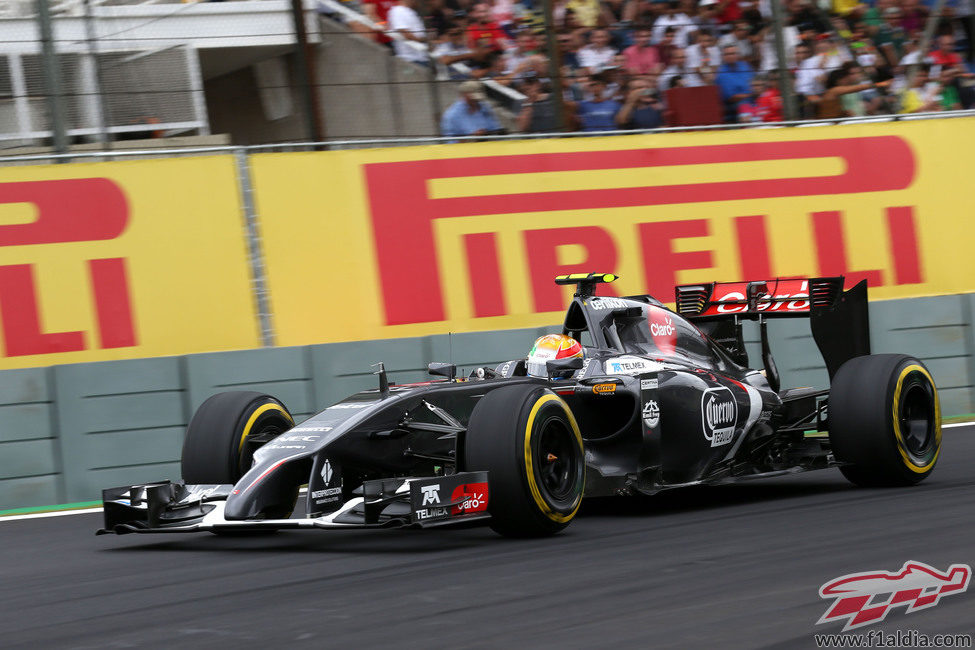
566;0;606;27
899;64;941;113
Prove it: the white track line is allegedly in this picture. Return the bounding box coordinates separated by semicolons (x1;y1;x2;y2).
0;507;103;522
2;426;973;524
0;487;314;523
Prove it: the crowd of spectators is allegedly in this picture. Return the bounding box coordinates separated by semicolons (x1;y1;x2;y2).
348;0;975;136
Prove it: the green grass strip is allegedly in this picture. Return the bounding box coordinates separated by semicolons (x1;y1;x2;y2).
0;500;102;517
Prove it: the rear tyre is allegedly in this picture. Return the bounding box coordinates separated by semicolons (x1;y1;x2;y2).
828;354;941;487
181;391;294;485
464;384;586;537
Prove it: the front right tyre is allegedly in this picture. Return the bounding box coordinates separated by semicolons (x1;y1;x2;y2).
181;391;294;485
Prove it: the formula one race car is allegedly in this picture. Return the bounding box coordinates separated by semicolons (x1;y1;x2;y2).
98;273;941;538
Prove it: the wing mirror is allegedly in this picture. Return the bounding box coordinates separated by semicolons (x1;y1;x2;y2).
428;362;457;379
546;357;584;379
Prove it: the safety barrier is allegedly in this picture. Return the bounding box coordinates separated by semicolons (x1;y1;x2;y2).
1;293;972;510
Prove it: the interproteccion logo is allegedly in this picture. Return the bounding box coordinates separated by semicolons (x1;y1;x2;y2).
817;561;971;632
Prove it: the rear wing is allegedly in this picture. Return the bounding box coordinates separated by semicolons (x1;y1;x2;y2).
674;277;843;319
675;277;870;382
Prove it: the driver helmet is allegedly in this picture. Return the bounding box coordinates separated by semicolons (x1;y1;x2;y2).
527;334;584;378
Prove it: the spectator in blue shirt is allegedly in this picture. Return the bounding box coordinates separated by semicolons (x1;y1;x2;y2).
441;81;503;139
577;77;622;131
615;77;664;129
716;45;754;123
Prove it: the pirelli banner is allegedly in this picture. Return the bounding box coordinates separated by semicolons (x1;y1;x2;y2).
0;156;260;370
252;120;973;348
1;119;973;369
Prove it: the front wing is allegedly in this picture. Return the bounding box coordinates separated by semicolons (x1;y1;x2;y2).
96;471;490;535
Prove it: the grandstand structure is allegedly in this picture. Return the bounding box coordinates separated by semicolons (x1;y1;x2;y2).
0;0;469;149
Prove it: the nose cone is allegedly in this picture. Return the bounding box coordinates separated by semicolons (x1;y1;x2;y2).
224;456;305;520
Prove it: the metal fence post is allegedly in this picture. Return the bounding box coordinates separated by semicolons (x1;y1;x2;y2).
82;0;109;149
37;0;68;156
290;0;325;142
542;0;566;131
234;148;276;348
771;0;797;121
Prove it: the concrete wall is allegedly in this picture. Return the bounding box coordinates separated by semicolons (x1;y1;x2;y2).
204;17;460;144
1;293;972;510
0;327;553;510
740;293;975;417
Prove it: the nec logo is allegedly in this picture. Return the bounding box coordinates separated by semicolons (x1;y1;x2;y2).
364;137;920;325
0;179;135;358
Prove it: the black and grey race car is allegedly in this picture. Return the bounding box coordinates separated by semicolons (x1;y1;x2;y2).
98;273;942;538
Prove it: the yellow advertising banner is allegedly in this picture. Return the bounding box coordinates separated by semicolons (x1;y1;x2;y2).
252;118;975;348
0;156;259;370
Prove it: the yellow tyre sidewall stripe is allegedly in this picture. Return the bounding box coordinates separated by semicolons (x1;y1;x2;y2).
238;403;294;455
891;364;941;473
523;393;585;524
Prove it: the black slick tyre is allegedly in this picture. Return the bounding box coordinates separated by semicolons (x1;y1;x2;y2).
181;391;294;485
828;354;941;487
464;384;586;537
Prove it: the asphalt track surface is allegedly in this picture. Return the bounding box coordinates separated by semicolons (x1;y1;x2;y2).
2;427;973;649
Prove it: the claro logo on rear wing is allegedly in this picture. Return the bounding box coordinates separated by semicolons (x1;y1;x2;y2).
674;276;868;384
674;277;844;318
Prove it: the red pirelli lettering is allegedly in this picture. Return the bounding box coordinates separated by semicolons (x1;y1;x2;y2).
638;220;713;300
364;137;916;324
464;233;506;318
0;264;86;356
0;178;128;246
524;226;619;312
0;178;135;358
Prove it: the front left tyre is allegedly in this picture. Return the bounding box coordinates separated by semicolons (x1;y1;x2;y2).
181;391;294;485
464;384;586;537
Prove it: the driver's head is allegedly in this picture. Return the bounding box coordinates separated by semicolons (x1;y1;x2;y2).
527;334;583;378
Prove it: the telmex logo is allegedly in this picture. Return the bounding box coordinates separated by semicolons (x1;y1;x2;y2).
364;137;920;326
0;179;135;357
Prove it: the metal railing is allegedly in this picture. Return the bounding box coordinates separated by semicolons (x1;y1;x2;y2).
0;109;971;164
3;0;974;152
